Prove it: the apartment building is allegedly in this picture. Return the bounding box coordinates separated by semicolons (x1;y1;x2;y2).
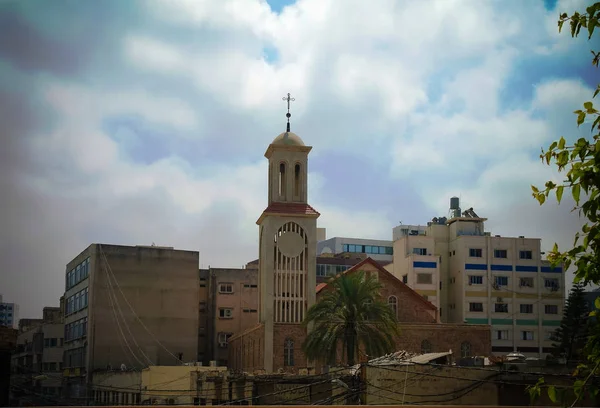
1;326;18;407
201;267;259;367
0;295;19;329
317;236;393;262
11;307;64;404
390;197;565;357
62;244;200;402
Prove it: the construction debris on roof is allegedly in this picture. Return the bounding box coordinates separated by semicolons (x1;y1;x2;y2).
367;350;453;366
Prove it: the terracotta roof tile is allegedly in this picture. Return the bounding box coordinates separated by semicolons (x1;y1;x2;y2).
262;202;320;216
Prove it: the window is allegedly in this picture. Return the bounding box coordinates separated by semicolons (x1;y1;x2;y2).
417;273;432;284
342;244;349;252
294;164;301;197
494;276;508;287
217;332;232;346
545;278;560;289
495;330;509;340
243;284;258;288
413;248;427;256
519;277;534;288
520;304;533;314
402;275;408;284
316;264;327;277
545;305;559;315
243;308;258;313
219;283;234;294
469;302;483;312
494;249;507;258
495;303;508;313
545;330;556;341
519;250;533;260
469;275;483;285
199;278;207;288
284;338;294;366
219;308;233;318
461;341;472;358
469;248;482;258
278;163;286;197
388;296;398;316
421;340;432;354
521;331;534;341
199;302;206;312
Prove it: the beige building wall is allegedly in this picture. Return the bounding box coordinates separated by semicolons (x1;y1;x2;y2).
210;267;259;366
392;215;565;357
391;234;441;310
363;363;498;405
62;244;200;400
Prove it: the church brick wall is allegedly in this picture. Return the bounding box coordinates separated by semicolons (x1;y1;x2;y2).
272;324;309;372
228;324;265;373
395;323;491;357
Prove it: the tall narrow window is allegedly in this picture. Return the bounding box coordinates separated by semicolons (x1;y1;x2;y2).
279;163;286;197
388;296;398;317
461;341;472;358
421;340;432;354
284;338;294;366
294;164;301;198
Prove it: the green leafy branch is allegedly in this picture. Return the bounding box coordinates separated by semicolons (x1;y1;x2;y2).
529;3;600;406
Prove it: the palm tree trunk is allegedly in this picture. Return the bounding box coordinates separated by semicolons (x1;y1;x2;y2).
345;327;356;366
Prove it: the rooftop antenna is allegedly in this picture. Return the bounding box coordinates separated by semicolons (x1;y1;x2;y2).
282;93;295;133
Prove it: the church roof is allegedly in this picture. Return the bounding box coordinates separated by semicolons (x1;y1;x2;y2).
315;257;437;311
256;203;320;224
271;131;305;146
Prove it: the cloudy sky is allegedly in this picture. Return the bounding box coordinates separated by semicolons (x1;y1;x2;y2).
1;0;597;318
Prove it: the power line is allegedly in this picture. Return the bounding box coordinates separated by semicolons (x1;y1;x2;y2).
99;244;185;365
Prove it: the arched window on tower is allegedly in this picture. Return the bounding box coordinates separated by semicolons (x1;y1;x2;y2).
421;339;432;354
461;341;472;358
279;163;286;197
294;163;301;198
388;296;398;317
284;338;294;366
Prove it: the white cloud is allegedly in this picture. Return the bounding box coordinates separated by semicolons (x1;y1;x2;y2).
1;0;594;317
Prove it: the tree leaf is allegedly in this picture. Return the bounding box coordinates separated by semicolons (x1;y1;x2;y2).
572;183;581;204
548;385;557;402
577;111;587;125
595;296;600;310
556;185;565;203
584;101;593;110
558;136;566;149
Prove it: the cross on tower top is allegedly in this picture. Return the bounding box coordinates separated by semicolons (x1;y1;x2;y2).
282;93;295;132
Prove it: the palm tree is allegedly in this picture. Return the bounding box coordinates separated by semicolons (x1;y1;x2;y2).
302;270;400;367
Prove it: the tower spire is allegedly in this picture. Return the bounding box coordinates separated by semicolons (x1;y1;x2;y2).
281;93;295;133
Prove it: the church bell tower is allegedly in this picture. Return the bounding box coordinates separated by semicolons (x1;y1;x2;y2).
256;94;319;372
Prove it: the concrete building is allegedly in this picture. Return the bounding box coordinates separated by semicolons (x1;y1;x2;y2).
201;267;259;366
0;326;18;407
389;197;565;357
0;294;19;329
10;306;64;404
317;235;393;262
61;244;200;402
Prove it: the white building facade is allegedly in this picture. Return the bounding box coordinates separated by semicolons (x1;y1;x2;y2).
389;198;565;357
